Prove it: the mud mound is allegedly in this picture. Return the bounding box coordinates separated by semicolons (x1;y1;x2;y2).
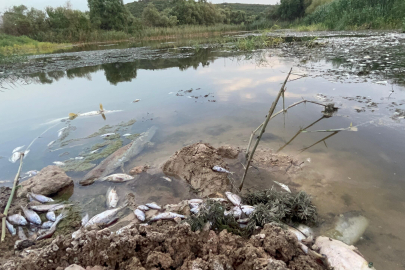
3;223;325;270
162;143;236;197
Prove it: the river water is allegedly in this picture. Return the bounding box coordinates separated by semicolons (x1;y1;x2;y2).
0;30;404;269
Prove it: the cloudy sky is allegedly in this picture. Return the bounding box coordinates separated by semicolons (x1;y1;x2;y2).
1;0;279;12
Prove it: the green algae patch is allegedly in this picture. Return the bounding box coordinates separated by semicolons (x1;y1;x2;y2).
125;133;140;140
118;118;137;127
90;141;110;151
63;159;96;172
86;125;114;138
84;139;123;162
102;133;120;140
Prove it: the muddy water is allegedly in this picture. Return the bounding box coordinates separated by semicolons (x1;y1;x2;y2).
1;31;405;269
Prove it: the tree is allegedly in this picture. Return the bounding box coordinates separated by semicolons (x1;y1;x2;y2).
277;0;306;20
87;0;133;30
142;3;177;27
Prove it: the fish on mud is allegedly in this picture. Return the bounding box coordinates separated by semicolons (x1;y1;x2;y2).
84;204;127;228
21;205;41;225
37;212;67;241
225;192;241;206
81;213;89;226
161;176;171;182
41;221;54;229
149;212;185;222
212;166;234;174
137;205;149;211
145;202;161;210
46;211;56;222
7;214;28;226
12;145;25;153
28;192;54;203
100;133;117;138
80;126;157;186
29;203;73;212
188;199;203;204
134;209;145;221
53;161;65;166
102;174;134;182
5;220;16;236
241;205;255;216
237;218;250;224
106;187;119;208
18;227;28;240
274;181;291;193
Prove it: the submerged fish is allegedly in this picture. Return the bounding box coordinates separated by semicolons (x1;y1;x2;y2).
225;192;242;206
84;204;127;228
53;161;65;166
161;176;171;182
102;174;134;182
212;166;233;174
41;221;54;229
134;209;145;221
100;133;117;138
29;203;72;212
145;202;161;210
28;192;54;203
7;214;28;226
9;152;22;163
80;126;158;186
21;206;41;225
81;213;89;226
12;145;25;153
137;205;149;211
106;187;119;208
18;226;27;240
46;211;56;222
47;140;56;147
58;127;67;137
274;181;291;193
149;212;185;222
5;220;16;236
37;212;67;241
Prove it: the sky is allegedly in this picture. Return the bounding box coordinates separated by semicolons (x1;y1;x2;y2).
0;0;279;12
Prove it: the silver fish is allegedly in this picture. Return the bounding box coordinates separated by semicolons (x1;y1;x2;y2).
28;192;54;203
81;213;89;226
9;152;22;163
84;205;126;228
37;212;67;240
58;127;67;137
90;149;99;154
237;218;250;224
47;140;55;147
122;133;131;137
41;221;53;229
188;199;203;204
46;211;56;222
29;203;73;212
7;214;28;226
241;205;255;215
25;170;39;177
149;212;185;222
210;198;227;202
137;205;149;211
21;205;41;225
106;187;119;208
232;206;242;218
212;166;233;174
274;181;291;193
225;192;241;206
161;176;171;182
102;173;134;182
53;161;65;166
75;156;84;160
134;209;145;221
100;133;117;138
18;226;27;240
12;145;25;153
145;202;161;210
190;207;200;214
24;150;30;157
133;99;141;103
189;202;200;209
5;220;16;236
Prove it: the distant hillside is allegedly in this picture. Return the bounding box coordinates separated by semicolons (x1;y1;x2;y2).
126;0;272;18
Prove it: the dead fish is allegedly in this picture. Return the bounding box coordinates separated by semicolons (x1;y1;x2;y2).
24;150;30;157
210;198;228;202
47;140;55;147
237;218;250;224
75;157;84;160
25;170;39;177
53;161;65;166
90;149;99;154
12;145;25;153
225;192;241;206
28;192;54;203
81;213;89;226
106;187;119;208
7;214;28;226
132;99;141;103
58;127;67;137
80;126;157;186
137;205;149;211
101;173;134;182
190;207;200;214
18;227;28;240
161;176;171;182
5;220;16;236
189;202;200;209
123;133;131;137
46;211;56;222
100;133;116;138
21;205;41;225
274;181;291;193
134;209;146;222
145;202;161;210
37;212;67;241
149;212;185;222
84;204;127;228
41;221;53;229
9;152;22;163
241;205;255;216
29;203;73;212
188;199;203;204
212;166;234;174
232;206;242;218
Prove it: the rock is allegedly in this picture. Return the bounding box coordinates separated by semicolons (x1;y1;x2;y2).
17;166;73;198
162;143;231;197
217;145;240;159
65;265;85;270
129;165;148;175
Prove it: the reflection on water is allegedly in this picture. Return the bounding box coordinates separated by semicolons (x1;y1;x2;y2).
0;36;405;269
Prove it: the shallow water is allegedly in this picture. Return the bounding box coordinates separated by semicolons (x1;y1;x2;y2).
1;31;405;269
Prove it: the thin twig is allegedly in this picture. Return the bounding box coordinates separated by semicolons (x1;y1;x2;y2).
1;154;24;242
270;100;329;120
239;68;292;191
299;131;339;153
245;123;264;159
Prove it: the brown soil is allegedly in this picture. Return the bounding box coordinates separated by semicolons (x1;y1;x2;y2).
2;223;326;270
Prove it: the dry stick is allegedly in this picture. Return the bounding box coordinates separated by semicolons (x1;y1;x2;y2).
1;154;24;242
239;68;292;191
299;131;339;153
245;123;264;159
270;100;329;120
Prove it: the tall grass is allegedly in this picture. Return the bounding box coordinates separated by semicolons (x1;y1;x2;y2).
305;0;405;30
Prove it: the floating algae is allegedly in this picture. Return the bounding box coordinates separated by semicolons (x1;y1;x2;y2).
90;141;110;151
84;140;123;162
85;125;114;139
102;133;120;140
63;160;96;172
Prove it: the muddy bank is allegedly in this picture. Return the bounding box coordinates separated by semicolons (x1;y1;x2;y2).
2;223;325;270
